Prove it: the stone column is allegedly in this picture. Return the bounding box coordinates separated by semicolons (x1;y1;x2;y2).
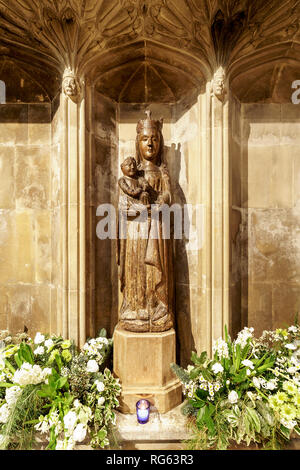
198;68;231;354
59;68;86;347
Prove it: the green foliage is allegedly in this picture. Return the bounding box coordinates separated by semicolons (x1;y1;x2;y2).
0;385;43;450
0;330;120;450
173;322;300;450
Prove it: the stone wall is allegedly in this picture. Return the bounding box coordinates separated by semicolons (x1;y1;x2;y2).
94;92;118;337
229;94;243;338
0;101;52;334
242;103;300;335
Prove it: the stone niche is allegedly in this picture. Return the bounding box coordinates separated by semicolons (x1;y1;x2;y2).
92;57;206;368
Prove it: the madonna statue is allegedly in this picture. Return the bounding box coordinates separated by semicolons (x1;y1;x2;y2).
117;110;174;333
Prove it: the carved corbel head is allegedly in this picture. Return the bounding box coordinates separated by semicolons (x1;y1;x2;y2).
62;68;81;101
212;66;227;102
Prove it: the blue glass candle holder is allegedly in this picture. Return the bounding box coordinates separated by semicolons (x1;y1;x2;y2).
136;399;150;424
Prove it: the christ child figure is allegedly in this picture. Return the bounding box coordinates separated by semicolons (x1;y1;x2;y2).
118;156;151;207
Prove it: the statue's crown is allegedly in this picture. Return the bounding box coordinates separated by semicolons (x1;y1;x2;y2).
136;109;163;134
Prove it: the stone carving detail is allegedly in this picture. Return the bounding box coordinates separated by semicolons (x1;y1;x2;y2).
0;0;299;76
0;1;299;93
62;67;81;100
212;66;227;102
117;110;174;333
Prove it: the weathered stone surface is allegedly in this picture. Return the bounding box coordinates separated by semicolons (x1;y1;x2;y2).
113;326;182;413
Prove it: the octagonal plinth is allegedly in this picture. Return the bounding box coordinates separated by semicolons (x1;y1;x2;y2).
113;325;182;414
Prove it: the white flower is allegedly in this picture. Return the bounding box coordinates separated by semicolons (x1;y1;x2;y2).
86;360;99;373
55;440;65;450
285;344;297;350
5;386;22;407
73;423;87;443
34;346;45;355
288;326;298;334
43;368;52;377
0;403;10;423
35;418;50;434
235;327;254;348
242;359;254;369
211;363;224;374
34;332;45;345
98;397;105;406
63;411;77;431
73;399;81;409
66;438;75;450
247;391;256;401
280;418;297;430
212;338;229;359
44;339;54;350
252;377;261;388
265;380;277;391
228;390;239;404
95;380;105;392
13;363;45;386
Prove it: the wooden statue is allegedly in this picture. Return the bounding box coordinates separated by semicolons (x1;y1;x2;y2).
117;110;174;333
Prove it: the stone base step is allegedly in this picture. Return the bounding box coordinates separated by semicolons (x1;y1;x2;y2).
121;441;184;451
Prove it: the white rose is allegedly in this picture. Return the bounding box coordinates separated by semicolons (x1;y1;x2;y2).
44;339;54;350
86;360;99;373
98;397;105;406
211;363;224;374
228;390;239;404
34;332;45;345
73;423;87;443
63;411;77;431
95;380;105;392
34;346;45;355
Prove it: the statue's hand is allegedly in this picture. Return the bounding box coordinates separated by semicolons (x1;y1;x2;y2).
156;192;171;206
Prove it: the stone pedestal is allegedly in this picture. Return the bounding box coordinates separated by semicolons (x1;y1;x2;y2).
113;325;182;414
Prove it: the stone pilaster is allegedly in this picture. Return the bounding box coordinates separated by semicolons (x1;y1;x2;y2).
59;70;86;347
197;72;231;354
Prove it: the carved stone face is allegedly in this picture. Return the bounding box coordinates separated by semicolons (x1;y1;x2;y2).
213;67;226;101
138;129;160;163
63;76;78;97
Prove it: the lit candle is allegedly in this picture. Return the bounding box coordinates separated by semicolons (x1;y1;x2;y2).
136;399;150;424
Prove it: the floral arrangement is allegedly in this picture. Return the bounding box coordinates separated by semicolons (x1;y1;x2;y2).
171;323;300;450
0;329;121;450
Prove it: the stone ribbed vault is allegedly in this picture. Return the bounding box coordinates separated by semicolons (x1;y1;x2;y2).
0;0;300;102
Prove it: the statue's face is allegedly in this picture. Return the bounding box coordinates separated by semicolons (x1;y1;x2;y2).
63;77;77;96
121;158;137;177
138;129;160;162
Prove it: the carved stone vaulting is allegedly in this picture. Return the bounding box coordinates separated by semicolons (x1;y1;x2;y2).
1;0;300;388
